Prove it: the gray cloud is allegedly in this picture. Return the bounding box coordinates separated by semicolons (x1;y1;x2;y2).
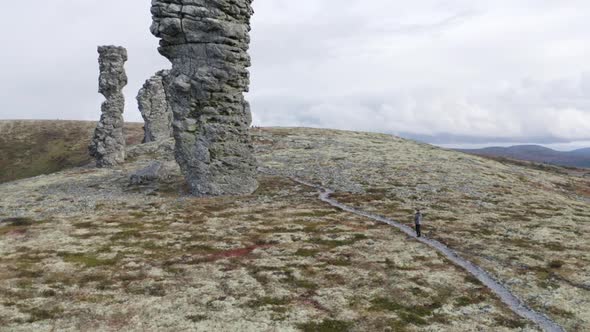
0;0;589;145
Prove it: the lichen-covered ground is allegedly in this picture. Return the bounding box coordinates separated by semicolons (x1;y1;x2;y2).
253;127;590;331
0;127;587;331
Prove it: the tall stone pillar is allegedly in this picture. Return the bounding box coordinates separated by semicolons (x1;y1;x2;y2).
89;46;128;167
150;0;258;196
137;70;173;143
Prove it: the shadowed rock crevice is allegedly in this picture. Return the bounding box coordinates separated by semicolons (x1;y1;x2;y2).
150;0;258;196
89;46;128;167
137;70;173;143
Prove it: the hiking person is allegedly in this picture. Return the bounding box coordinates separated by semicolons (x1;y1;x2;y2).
414;209;423;237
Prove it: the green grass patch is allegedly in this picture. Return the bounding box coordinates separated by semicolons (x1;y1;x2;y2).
371;294;445;326
494;316;527;329
545;242;566;252
129;211;150;219
398;311;428;326
0;217;47;236
186;314;207;322
248;297;291;308
324;258;352;266
283;271;318;290
294;249;319;257
298;319;353;332
110;229;143;241
23;306;64;323
370;297;404;311
293;210;338;218
455;295;484;307
72;221;98;229
309;234;368;247
548;260;565;269
59;252;118;268
464;275;481;285
1;217;36;226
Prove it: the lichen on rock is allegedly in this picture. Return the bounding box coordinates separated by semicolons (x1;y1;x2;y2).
89;46;128;167
137;70;173;143
150;0;258;196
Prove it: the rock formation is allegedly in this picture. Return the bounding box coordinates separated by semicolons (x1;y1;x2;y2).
89;46;128;167
150;0;258;196
127;138;176;162
137;70;173;143
129;161;177;186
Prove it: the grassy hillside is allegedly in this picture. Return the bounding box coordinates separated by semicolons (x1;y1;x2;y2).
0;120;144;183
1;126;588;331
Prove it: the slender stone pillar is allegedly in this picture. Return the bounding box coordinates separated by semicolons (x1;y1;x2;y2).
89;46;128;167
150;0;258;196
137;70;173;143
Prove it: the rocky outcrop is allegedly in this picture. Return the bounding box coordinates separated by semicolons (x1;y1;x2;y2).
129;161;179;186
150;0;258;196
137;70;173;143
127;138;176;162
89;46;128;167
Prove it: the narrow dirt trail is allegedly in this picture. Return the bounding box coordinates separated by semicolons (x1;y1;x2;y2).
290;177;565;332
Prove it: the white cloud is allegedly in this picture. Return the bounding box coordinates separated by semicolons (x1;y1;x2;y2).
0;0;589;144
249;0;590;142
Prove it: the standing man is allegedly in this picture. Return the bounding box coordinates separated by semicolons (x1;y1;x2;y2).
414;209;423;237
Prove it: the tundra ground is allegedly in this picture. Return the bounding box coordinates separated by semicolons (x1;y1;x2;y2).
1;126;588;331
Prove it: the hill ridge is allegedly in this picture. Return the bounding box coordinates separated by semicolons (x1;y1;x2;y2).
457;144;590;168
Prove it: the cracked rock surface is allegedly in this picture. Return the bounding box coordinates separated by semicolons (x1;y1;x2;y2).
89;46;128;168
137;70;173;143
150;0;258;196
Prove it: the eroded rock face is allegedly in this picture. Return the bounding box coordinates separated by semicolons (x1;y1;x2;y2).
150;0;258;196
89;46;128;167
137;70;173;143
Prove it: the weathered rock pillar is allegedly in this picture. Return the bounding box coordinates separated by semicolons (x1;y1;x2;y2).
137;70;173;143
89;46;128;167
150;0;258;196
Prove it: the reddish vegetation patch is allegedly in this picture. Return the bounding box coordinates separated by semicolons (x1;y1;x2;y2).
575;181;590;198
298;294;329;312
8;228;28;236
549;179;590;199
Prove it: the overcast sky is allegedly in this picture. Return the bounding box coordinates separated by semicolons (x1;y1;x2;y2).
1;0;589;148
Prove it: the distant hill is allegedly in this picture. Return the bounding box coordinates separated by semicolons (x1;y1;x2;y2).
457;145;590;168
0;120;144;183
571;147;590;156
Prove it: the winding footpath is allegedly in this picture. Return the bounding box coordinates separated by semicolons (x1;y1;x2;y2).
291;177;565;332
